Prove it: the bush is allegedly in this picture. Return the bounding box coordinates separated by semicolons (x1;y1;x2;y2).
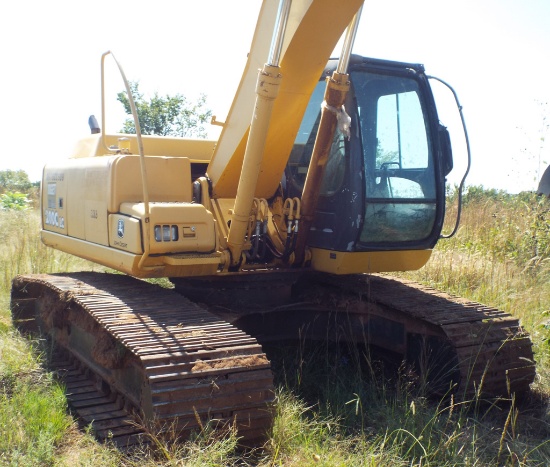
0;192;31;211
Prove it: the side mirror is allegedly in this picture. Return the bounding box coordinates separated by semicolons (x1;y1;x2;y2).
439;124;453;176
538;165;550;197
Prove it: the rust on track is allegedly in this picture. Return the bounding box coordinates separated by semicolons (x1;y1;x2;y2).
317;274;536;397
11;272;274;447
179;272;536;399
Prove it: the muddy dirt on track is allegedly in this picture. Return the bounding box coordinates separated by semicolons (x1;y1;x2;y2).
11;272;275;448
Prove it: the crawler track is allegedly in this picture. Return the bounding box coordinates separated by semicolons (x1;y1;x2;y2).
48;349;148;448
10;271;535;449
179;272;536;398
310;274;536;397
11;273;274;447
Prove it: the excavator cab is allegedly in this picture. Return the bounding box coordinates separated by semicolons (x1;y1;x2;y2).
285;56;452;272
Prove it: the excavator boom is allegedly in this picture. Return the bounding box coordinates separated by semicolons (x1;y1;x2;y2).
207;0;363;199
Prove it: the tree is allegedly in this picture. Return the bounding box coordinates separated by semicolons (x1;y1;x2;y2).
117;82;212;138
0;169;32;194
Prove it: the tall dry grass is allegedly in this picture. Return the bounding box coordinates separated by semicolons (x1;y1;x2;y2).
403;190;550;391
0;210;97;318
0;191;549;465
0;209;113;465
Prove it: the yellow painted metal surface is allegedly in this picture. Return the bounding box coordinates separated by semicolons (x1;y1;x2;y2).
40;0;439;281
108;214;143;254
206;0;279;187
41;230;220;278
209;0;363;199
120;202;216;254
71;133;216;163
226;64;282;265
42;153;220;276
42;155;193;244
309;248;433;275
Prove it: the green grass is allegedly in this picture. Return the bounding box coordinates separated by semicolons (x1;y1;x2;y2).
0;331;81;466
0;376;70;465
262;337;550;466
0;192;549;466
0;210;115;465
403;191;550;391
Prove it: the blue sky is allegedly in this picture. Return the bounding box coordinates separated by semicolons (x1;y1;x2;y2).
1;0;549;193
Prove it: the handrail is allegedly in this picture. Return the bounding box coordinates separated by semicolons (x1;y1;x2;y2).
428;75;472;239
100;51;152;268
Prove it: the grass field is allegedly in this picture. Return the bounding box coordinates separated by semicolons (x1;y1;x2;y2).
0;189;549;466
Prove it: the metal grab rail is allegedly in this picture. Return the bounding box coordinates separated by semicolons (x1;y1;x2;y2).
100;51;152;269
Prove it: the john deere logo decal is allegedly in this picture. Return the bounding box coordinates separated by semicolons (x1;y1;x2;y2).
117;219;125;238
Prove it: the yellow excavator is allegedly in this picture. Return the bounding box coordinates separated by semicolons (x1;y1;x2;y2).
11;0;535;447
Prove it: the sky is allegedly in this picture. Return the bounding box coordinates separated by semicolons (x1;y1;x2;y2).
1;0;549;193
